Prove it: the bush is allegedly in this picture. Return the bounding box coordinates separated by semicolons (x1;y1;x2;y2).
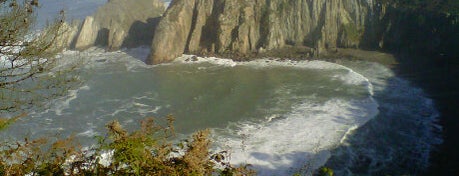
0;115;255;176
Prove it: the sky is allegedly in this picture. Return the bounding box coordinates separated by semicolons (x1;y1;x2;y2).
35;0;171;27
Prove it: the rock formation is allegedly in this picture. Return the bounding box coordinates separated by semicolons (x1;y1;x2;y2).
53;20;81;50
148;0;373;64
72;0;165;51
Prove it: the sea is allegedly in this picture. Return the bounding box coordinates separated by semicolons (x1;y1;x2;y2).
0;0;442;175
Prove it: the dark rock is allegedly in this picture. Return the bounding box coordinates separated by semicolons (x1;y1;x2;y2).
191;56;198;61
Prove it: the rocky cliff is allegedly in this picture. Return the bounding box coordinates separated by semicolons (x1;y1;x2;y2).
148;0;373;64
72;0;165;51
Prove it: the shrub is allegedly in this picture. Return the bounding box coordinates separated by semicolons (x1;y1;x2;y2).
0;115;256;176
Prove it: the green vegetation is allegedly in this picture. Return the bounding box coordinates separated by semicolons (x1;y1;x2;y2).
371;0;459;60
0;116;255;175
0;0;76;116
0;113;24;131
0;0;79;152
0;1;82;173
377;0;459;15
342;23;364;45
0;0;255;175
278;1;292;13
317;167;334;176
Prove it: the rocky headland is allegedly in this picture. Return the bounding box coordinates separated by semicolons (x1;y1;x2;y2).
148;0;375;64
63;0;165;51
147;0;458;66
65;0;458;68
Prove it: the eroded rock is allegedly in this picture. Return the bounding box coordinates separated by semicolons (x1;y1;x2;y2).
73;0;165;51
148;0;373;64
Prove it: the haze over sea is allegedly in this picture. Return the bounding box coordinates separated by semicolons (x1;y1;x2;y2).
1;0;441;175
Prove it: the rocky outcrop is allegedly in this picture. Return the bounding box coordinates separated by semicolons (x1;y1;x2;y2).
148;0;373;64
147;0;196;64
72;0;165;51
53;20;81;50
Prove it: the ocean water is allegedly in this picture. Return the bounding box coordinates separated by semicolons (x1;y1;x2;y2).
2;1;442;175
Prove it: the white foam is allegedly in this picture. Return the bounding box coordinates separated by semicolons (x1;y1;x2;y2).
166;55;388;174
175;55;238;67
64;53;378;174
320;60;442;175
77;129;99;137
177;55;376;97
59;47;155;73
164;0;171;8
49;85;90;116
104;97;161;118
98;150;114;167
22;47;438;174
213;97;379;175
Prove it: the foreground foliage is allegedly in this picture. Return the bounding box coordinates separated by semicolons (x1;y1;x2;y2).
0;0;77;116
0;116;255;176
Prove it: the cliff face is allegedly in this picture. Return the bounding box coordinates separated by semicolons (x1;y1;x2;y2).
148;0;373;64
72;0;165;51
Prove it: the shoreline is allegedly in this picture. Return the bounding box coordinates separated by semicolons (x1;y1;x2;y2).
323;48;459;175
308;49;452;175
193;47;452;175
99;46;452;174
190;47;399;67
